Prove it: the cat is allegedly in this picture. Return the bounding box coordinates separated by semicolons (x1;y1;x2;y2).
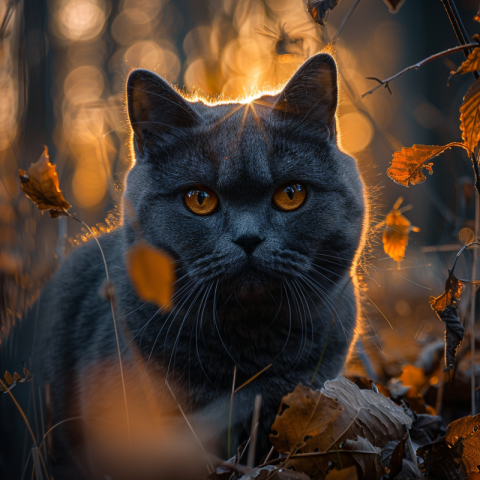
0;53;367;479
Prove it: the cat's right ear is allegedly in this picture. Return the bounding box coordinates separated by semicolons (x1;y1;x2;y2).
127;69;198;158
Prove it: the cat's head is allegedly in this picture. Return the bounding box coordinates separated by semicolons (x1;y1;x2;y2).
124;53;366;300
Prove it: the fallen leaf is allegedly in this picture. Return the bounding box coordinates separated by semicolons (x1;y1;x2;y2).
270;384;344;453
417;436;465;480
446;414;480;476
271;377;411;480
460;77;480;155
387;144;455;187
382;197;420;262
382;0;406;13
319;376;412;448
239;466;310;479
307;0;340;26
18;146;71;218
450;45;480;79
386;432;408;479
126;242;175;312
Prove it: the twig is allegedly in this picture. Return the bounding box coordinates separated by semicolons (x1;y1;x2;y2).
0;379;50;480
247;395;262;469
471;192;480;415
165;381;214;473
31;448;44;480
228;365;237;459
233;364;272;394
330;0;362;44
65;212;131;442
361;43;479;98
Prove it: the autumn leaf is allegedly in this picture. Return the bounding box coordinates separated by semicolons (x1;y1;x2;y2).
270;377;411;480
429;271;465;372
0;363;33;393
382;0;406;13
387;144;457;187
430;270;463;312
307;0;339;26
460;77;480;155
446;414;480;476
270;384;344;454
18;146;71;218
450;44;480;79
382;197;420;262
126;242;175;312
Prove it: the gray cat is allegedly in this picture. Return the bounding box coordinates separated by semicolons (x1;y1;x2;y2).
0;53;367;479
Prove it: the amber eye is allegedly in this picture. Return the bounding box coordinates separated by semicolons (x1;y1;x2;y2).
272;184;306;211
184;186;219;215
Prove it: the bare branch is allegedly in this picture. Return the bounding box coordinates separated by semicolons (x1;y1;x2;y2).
361;43;480;98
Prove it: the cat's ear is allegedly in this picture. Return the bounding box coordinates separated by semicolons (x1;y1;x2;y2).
273;53;338;138
127;69;198;157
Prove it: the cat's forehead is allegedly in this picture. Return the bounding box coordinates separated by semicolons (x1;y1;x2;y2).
193;102;274;190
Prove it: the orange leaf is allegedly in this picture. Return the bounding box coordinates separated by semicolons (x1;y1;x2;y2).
429;270;463;312
126;242;175;312
387;144;455;186
460;77;480;154
446;414;480;476
18;146;71;217
450;46;480;78
382;198;419;262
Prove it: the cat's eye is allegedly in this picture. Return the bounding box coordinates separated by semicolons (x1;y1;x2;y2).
184;186;219;215
272;183;306;211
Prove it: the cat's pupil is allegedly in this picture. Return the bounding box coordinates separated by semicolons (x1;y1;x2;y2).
197;191;207;205
285;186;295;200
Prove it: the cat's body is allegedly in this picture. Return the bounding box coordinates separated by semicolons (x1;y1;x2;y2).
0;54;367;479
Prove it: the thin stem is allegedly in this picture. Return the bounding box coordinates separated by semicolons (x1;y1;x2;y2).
330;0;362;44
0;379;50;480
65;211;131;442
361;43;479;98
228;365;237;459
165;381;214;473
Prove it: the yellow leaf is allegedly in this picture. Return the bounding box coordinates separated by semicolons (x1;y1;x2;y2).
386;145;453;186
382;198;419;262
451;46;480;77
460;77;480;154
126;242;175;312
18;146;71;217
4;371;13;386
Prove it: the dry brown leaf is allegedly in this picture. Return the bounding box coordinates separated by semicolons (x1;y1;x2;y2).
451;46;480;78
382;197;420;262
446;414;480;476
126;242;175;312
460;77;480;154
429;270;463;312
382;0;406;13
387;144;454;187
271;377;410;480
18;146;71;218
429;271;469;371
270;384;344;454
307;0;339;26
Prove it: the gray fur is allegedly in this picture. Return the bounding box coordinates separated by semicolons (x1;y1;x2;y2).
0;54;366;479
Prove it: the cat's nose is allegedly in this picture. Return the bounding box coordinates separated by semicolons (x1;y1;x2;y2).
233;235;265;254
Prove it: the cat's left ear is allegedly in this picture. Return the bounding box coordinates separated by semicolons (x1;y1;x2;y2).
273;53;338;138
127;69;199;158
